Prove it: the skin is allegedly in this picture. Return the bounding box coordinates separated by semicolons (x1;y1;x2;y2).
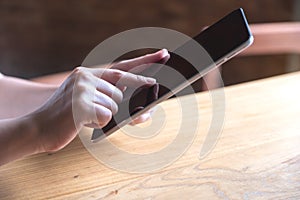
0;49;170;165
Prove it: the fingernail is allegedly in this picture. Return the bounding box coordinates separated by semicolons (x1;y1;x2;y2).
160;48;169;58
146;77;156;84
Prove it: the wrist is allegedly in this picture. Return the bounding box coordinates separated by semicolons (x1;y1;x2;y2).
0;115;41;165
17;114;42;155
28;110;53;154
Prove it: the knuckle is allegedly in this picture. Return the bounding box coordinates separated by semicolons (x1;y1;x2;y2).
73;66;85;75
74;66;83;71
111;69;124;80
111;87;123;103
73;67;91;81
136;75;146;83
110;100;118;115
99;108;112;127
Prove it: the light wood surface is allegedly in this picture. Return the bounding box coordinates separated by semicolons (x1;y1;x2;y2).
1;72;300;199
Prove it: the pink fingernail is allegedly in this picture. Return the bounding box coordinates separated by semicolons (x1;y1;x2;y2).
146;77;156;84
161;48;169;58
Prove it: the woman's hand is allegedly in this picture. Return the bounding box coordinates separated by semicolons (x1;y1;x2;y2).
33;49;170;153
112;49;169;124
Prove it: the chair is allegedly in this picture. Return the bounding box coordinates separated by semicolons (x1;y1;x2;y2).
242;22;300;56
33;22;300;89
203;22;300;90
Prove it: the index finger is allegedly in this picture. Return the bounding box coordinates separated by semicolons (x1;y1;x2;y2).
112;49;170;73
96;69;156;88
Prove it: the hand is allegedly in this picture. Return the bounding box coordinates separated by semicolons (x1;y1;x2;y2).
32;49;170;153
111;49;170;125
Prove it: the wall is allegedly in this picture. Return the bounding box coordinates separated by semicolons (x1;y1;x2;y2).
0;0;297;86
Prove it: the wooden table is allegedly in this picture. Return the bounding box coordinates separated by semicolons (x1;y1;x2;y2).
1;72;300;199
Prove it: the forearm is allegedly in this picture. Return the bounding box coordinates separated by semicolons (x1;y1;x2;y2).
31;71;71;85
0;116;40;165
0;75;58;119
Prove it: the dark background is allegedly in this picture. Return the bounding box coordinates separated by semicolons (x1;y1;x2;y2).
0;0;299;86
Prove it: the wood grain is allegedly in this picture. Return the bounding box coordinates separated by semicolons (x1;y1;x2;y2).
0;72;300;199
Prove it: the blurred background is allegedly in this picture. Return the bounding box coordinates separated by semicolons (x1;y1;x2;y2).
0;0;299;87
